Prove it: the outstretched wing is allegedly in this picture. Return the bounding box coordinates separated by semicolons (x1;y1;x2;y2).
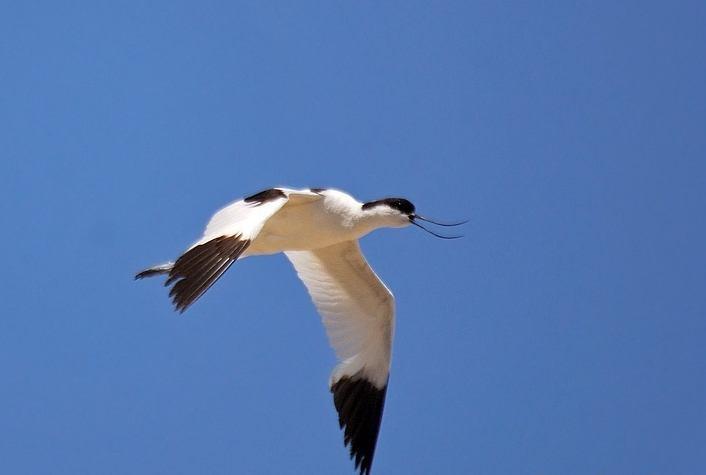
160;187;320;312
285;241;394;475
165;234;251;312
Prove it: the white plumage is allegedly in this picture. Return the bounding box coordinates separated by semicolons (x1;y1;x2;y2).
136;187;461;475
287;240;394;389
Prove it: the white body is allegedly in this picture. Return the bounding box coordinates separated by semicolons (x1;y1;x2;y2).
140;187;418;475
197;188;406;256
186;188;409;387
249;189;365;254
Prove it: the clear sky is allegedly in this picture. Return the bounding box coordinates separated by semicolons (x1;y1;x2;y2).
2;2;705;474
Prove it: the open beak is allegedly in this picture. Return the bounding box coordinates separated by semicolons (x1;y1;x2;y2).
409;214;466;239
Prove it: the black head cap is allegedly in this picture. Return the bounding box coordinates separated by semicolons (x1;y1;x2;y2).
362;197;416;215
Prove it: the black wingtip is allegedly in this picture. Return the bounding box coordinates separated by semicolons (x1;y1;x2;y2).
163;235;250;313
331;376;388;475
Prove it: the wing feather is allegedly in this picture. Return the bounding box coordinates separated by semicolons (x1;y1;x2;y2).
285;240;394;475
150;188;321;312
199;187;319;244
167;235;250;312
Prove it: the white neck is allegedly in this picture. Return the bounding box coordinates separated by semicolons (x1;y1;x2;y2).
352;204;410;238
322;189;411;239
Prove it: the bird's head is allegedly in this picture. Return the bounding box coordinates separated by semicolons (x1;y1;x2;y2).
361;197;467;238
361;198;416;228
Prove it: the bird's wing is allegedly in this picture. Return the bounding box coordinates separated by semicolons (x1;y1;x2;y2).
166;188;321;312
285;241;394;475
198;187;321;246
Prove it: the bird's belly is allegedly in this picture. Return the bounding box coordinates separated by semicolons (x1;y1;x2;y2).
248;233;339;255
246;207;355;255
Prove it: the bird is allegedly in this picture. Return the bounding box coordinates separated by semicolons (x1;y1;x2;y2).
135;187;464;474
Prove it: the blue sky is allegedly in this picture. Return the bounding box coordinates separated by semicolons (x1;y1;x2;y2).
2;1;705;474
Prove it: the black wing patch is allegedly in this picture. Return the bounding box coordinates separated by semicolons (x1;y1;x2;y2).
243;188;286;205
331;376;388;475
165;234;250;312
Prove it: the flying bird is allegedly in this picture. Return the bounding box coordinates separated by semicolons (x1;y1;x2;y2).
135;187;464;474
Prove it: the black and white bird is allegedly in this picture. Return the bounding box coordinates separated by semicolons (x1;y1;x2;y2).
135;187;463;474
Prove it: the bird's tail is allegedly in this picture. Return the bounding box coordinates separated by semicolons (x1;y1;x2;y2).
135;262;174;280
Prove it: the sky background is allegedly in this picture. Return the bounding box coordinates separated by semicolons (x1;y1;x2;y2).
2;1;705;474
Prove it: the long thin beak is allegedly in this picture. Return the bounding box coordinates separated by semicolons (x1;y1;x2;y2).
409;216;464;239
414;214;468;227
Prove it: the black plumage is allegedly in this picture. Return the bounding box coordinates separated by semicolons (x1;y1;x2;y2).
361;197;415;216
331;376;388;475
243;188;286;205
165;235;250;312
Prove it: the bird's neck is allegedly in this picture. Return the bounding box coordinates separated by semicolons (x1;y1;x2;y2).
350;207;400;238
324;191;402;238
